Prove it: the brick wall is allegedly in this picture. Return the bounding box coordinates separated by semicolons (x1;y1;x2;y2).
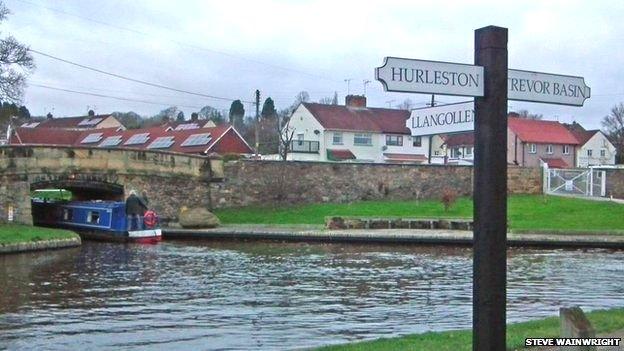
210;160;543;209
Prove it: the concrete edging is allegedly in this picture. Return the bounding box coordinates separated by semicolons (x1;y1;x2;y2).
162;228;624;249
0;237;82;254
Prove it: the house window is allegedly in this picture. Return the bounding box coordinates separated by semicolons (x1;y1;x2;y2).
529;143;537;153
465;147;473;156
563;145;570;155
587;149;593;157
600;149;606;157
354;133;372;146
332;132;343;145
62;208;73;221
546;144;553;154
297;133;304;145
87;211;100;224
385;135;403;146
413;136;422;147
451;147;462;158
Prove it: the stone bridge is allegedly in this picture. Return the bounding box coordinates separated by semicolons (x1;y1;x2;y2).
0;145;223;226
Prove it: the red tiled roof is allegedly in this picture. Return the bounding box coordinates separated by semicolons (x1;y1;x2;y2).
443;132;474;147
562;122;599;146
11;127;82;145
541;157;569;169
36;114;114;129
383;153;428;162
302;102;410;134
570;129;599;146
10;123;253;155
508;117;579;145
327;149;356;161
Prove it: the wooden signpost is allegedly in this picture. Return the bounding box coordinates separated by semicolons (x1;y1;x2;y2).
375;25;589;351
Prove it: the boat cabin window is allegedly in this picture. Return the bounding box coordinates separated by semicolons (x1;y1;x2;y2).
62;208;73;221
87;211;100;224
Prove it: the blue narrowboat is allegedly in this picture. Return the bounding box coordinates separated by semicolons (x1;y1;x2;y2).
32;199;161;243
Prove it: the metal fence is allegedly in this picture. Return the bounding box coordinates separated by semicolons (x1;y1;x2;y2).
544;164;606;197
290;140;320;153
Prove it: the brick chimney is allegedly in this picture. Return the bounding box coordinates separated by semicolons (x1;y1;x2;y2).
345;95;366;108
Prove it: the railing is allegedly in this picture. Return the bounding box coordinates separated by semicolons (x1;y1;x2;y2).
289;140;320;153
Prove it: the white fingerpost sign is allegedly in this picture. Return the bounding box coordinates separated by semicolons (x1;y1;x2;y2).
507;69;591;106
408;101;474;136
375;57;484;97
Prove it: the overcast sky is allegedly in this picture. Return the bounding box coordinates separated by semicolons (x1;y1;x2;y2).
4;0;624;128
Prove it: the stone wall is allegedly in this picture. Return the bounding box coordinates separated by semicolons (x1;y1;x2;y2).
210;160;543;209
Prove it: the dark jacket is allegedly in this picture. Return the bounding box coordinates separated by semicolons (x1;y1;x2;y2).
125;194;147;215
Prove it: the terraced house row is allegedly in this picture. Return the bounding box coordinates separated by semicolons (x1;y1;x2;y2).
286;95;616;168
9;114;253;156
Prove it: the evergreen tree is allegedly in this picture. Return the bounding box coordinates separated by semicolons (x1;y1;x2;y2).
229;100;245;131
176;111;185;122
261;97;277;120
17;105;30;118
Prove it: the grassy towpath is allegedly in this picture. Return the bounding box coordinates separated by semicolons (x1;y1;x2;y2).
214;195;624;233
0;224;79;245
314;308;624;351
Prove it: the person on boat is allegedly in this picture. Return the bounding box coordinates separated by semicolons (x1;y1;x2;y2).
125;190;148;231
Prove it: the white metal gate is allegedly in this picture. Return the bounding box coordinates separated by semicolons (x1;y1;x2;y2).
544;165;606;197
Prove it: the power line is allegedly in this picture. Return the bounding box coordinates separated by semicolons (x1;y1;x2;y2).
14;0;340;83
29;83;206;109
28;80;232;106
29;48;254;104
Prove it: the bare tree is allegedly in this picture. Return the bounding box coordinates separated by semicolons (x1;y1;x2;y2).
278;113;296;161
396;98;414;110
318;96;333;105
511;109;543;120
0;2;35;102
602;102;624;163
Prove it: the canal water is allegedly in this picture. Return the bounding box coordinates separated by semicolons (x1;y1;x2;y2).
0;241;623;350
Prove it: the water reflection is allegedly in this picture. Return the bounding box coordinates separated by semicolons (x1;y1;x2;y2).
0;241;623;350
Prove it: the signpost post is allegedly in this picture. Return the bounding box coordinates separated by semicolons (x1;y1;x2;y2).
473;25;508;351
375;25;588;351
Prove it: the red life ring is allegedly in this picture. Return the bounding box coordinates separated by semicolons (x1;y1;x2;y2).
143;210;158;229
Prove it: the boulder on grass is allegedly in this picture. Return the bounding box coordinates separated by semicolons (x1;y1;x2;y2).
179;207;220;228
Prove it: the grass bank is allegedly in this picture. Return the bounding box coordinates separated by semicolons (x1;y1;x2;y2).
214;195;624;233
315;308;624;351
0;224;79;245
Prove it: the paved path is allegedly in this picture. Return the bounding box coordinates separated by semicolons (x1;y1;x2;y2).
163;226;624;249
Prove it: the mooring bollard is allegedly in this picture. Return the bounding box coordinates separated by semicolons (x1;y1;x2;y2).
560;307;596;351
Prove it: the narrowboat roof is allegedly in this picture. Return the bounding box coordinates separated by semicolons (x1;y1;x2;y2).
65;201;125;209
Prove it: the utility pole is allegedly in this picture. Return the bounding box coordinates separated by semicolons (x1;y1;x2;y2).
255;89;260;157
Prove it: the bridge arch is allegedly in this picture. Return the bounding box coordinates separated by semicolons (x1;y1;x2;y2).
0;145;223;226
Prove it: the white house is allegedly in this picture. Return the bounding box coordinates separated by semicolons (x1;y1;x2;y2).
430;132;474;165
565;122;617;167
285;95;429;163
